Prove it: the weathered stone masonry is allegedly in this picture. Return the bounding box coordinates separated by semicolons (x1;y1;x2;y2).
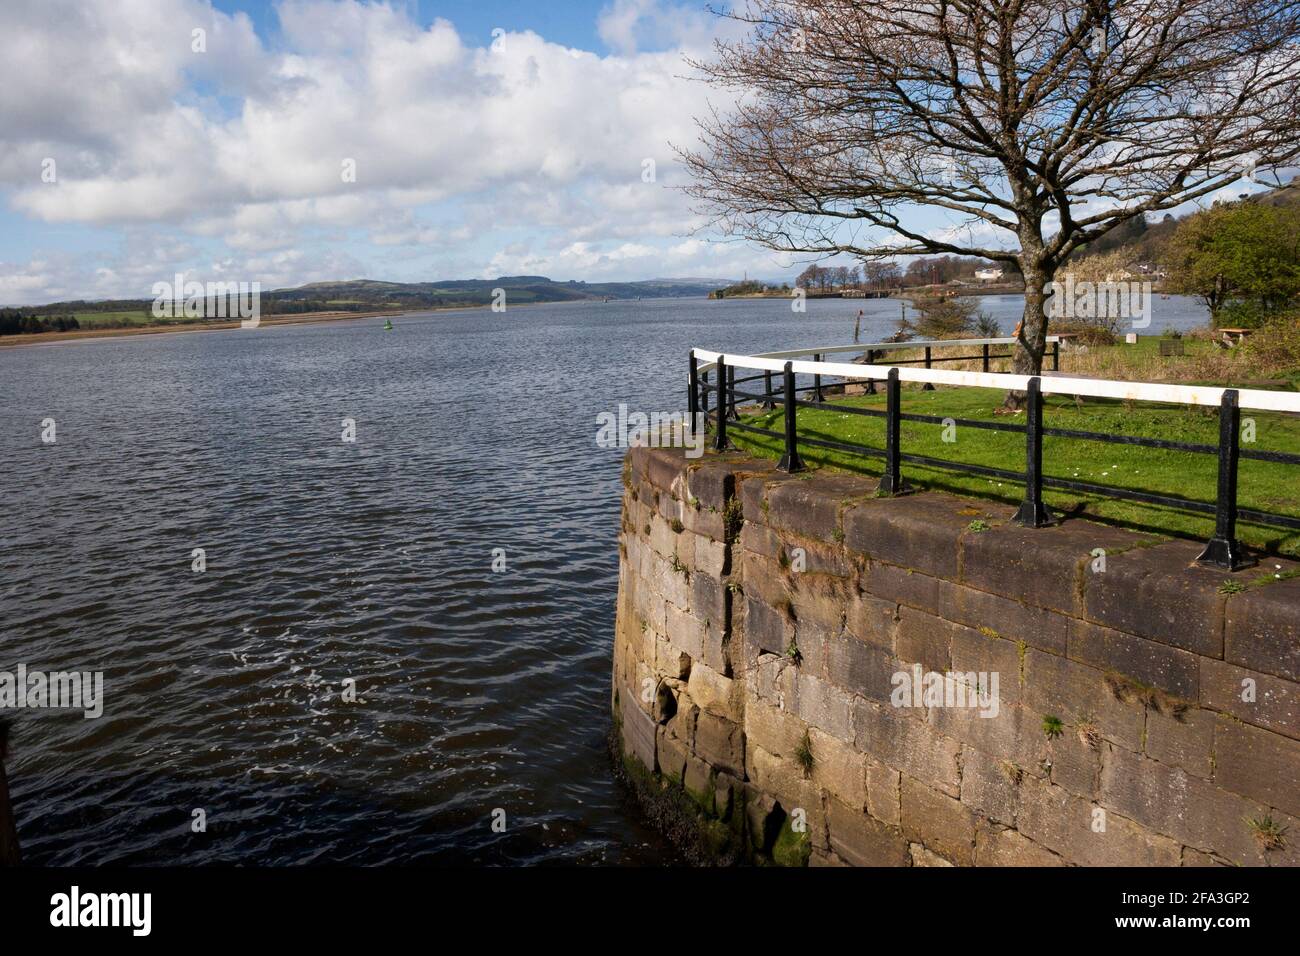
611;445;1300;866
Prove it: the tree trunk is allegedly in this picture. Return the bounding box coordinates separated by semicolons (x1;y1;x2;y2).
1003;264;1051;411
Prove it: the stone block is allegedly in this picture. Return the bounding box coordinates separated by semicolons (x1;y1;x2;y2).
643;447;688;494
962;518;1147;615
1045;732;1101;798
794;672;855;740
826;630;898;704
1213;717;1300;818
740;551;790;611
743;596;790;660
620;692;657;772
790;619;831;683
786;572;852;632
766;473;874;542
648;512;679;560
901;774;976;865
894;606;959;672
960;746;1021;826
910;844;954;866
1081;540;1225;656
654;635;691;681
680;502;725;541
860;562;942;612
826;797;910;866
665;603;706;661
844;589;899;650
943;580;1070;654
929;699;1045;775
656;725;689;783
1022;648;1145;752
695;710;745;776
866;761;901;826
1068;619;1199;700
686;660;740;721
974;825;1066;866
740;521;781;560
685;461;732;512
665;700;698;749
691;572;728;630
949;626;1022;708
1100;742;1274;866
842;493;974;579
1145;707;1215;780
755;651;798;709
809;727;868;809
1224;574;1300;682
693;535;729;578
1017;776;1181;866
684;754;713;809
748;746;824;842
744;695;807;760
854;700;962;796
1201;658;1300;741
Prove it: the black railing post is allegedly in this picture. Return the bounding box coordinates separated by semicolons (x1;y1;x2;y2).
762;369;774;410
923;346;935;391
688;351;699;432
700;368;709;424
1053;340;1061;371
982;343;990;373
727;364;739;420
777;361;804;473
1197;389;1243;570
713;356;730;451
880;367;906;495
865;349;878;395
813;353;824;403
1013;377;1055;527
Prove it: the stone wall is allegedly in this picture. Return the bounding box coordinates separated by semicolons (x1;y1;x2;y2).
611;446;1300;866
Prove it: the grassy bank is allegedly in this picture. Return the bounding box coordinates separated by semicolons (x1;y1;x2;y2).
729;383;1300;558
0;308;412;347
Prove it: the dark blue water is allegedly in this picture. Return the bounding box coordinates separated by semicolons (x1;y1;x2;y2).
0;294;1208;864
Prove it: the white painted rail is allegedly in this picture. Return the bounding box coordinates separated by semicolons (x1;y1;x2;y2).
692;341;1300;415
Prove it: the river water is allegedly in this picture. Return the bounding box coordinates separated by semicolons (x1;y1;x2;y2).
0;294;1208;865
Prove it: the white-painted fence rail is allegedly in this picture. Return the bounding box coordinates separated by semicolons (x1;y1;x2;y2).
692;341;1300;415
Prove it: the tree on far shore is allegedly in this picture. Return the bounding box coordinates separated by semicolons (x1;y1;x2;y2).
1167;201;1300;325
682;0;1300;404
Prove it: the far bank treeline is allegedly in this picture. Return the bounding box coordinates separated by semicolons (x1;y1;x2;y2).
1;275;724;335
0;310;80;335
714;181;1300;329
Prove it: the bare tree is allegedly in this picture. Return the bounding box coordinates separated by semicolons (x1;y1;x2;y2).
683;0;1300;400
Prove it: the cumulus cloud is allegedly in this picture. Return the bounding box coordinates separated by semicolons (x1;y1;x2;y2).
0;0;782;303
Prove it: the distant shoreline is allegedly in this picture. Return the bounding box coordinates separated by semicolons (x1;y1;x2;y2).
0;307;414;349
0;297;596;349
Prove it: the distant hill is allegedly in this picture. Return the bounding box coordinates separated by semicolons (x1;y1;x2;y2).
16;275;727;319
1073;179;1300;266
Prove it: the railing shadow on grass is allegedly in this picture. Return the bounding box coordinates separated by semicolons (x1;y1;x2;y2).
690;339;1300;570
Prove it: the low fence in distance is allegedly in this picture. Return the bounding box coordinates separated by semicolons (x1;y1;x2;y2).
688;338;1300;571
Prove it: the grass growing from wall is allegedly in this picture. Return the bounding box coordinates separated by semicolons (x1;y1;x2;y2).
728;385;1300;557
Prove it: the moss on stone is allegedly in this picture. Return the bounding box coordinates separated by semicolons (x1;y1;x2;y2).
772;818;812;867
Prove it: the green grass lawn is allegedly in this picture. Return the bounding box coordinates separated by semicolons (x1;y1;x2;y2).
729;385;1300;557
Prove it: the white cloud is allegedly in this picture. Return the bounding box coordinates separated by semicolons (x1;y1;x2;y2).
0;0;755;303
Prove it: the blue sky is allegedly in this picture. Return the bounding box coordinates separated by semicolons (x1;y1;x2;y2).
1;0;1281;306
213;0;620;52
0;0;787;305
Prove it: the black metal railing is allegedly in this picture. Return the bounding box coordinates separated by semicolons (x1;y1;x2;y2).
688;346;1300;571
